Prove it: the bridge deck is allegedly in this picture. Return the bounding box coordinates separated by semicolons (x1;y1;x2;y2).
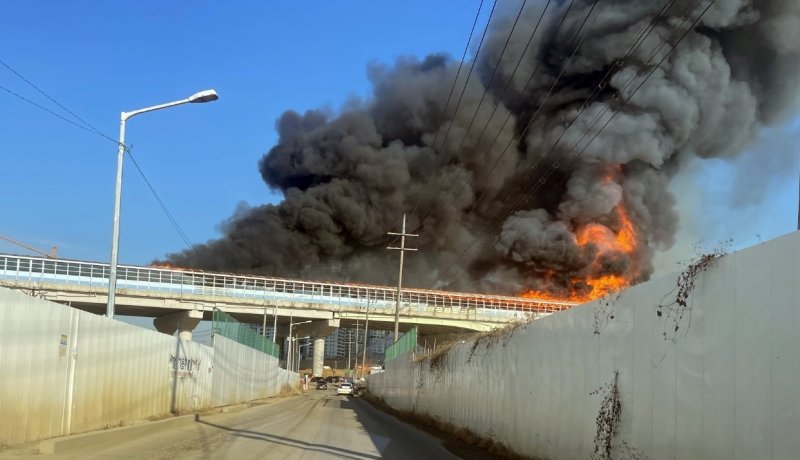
0;254;577;324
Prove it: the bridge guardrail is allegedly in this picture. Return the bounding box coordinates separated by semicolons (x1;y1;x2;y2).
0;254;575;318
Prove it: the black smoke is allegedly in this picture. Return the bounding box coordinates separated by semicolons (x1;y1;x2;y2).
164;0;800;297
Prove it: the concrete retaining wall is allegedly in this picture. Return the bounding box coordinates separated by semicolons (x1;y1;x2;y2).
0;287;298;444
369;231;800;459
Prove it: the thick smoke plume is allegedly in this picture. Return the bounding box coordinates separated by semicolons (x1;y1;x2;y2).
165;0;800;298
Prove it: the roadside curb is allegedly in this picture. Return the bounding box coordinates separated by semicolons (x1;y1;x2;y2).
37;415;196;455
220;403;250;413
35;395;304;455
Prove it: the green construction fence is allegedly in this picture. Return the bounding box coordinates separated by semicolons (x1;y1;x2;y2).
384;327;418;362
212;309;280;358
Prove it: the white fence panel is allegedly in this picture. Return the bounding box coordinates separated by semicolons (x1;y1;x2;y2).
68;311;174;433
212;335;298;406
0;289;72;443
0;285;293;445
370;232;800;460
171;339;214;413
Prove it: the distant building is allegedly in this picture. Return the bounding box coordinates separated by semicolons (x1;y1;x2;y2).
249;323;389;363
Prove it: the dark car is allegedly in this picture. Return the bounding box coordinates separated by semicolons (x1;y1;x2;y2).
316;380;328;390
353;381;367;397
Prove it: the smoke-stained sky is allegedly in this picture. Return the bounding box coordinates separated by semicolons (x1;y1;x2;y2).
166;0;800;297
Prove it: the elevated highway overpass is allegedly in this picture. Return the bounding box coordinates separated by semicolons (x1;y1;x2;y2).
0;253;576;339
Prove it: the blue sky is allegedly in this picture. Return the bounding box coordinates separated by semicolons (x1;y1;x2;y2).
1;0;798;282
0;1;481;265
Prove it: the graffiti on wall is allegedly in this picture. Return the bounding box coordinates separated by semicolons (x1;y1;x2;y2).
169;355;202;378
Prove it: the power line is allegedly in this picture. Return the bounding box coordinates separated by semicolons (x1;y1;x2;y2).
404;0;500;223
427;0;600;285
428;0;489;152
468;0;675;214
0;84;106;139
437;0;681;265
432;0;713;289
0;59;195;250
412;0;557;232
411;1;582;254
410;0;532;225
508;0;712;223
126;150;194;248
0;58;114;142
429;0;499;154
440;0;713;290
411;0;587;252
386;0;490;234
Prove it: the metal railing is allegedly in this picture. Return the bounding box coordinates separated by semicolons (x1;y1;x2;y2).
0;254;576;318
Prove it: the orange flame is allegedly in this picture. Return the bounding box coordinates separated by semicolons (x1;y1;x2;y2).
522;167;640;303
149;262;186;270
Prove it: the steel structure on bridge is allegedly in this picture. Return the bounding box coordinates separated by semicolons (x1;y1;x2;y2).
0;254;576;333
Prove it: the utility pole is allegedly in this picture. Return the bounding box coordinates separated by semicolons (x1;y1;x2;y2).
262;304;268;337
271;302;278;344
354;320;360;379
287;315;293;372
361;297;370;380
296;338;303;373
387;213;418;343
347;330;352;375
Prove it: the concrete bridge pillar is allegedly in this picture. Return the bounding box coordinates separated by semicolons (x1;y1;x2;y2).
313;338;325;377
154;310;203;341
275;319;340;376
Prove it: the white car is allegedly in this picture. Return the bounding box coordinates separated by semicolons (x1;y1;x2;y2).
337;382;353;395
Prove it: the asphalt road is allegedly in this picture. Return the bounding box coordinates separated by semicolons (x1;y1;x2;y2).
4;390;463;460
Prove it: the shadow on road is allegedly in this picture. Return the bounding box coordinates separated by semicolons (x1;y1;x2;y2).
350;395;515;460
346;396;463;459
197;419;381;460
197;392;463;459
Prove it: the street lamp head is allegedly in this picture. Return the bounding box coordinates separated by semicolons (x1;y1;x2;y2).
188;89;219;104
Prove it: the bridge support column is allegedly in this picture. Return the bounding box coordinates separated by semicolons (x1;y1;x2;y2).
313;338;325;377
154;310;203;341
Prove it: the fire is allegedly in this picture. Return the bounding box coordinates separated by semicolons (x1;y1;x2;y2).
522;167;640;303
149;262;185;270
613;205;637;253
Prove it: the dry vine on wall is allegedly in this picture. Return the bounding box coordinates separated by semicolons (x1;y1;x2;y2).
656;242;728;342
592;371;621;460
593;293;620;335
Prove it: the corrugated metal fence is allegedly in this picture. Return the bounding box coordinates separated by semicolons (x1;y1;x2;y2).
368;232;800;459
0;287;298;445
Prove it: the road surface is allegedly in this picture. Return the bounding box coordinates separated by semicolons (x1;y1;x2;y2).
1;390;464;459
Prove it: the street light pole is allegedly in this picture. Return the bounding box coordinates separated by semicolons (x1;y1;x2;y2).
107;117;126;319
106;89;219;319
297;338;312;374
287;318;311;372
